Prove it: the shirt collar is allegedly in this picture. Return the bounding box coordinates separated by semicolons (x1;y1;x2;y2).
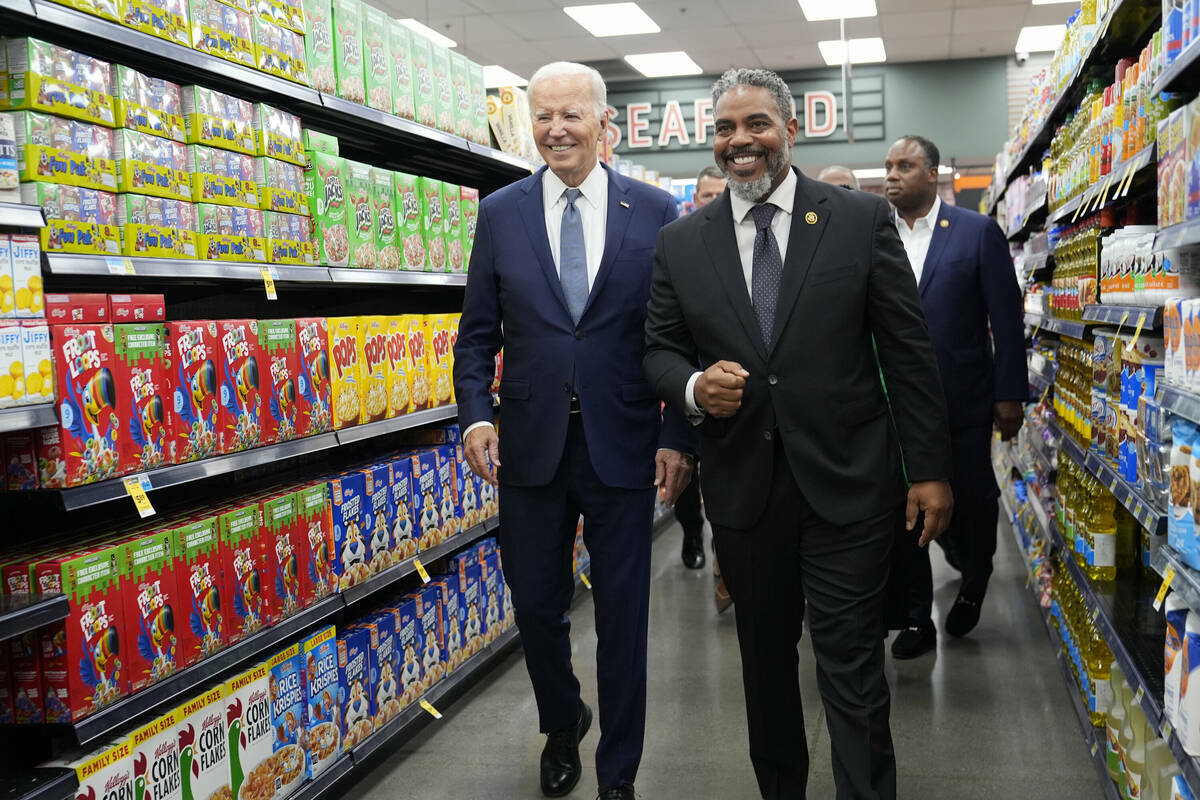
897;196;941;231
544;162;605;210
730;167;797;225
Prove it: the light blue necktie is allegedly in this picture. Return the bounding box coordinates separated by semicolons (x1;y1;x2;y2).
560;187;589;325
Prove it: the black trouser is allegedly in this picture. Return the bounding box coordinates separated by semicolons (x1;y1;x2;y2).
674;458;704;536
713;439;896;800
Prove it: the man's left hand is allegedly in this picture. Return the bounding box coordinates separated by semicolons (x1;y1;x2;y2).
994;400;1023;441
655;449;694;505
906;480;954;547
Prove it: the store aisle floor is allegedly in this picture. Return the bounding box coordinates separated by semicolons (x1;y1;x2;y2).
346;516;1101;799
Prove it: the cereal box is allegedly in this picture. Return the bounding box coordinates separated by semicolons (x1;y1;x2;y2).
294;317;332;437
218;501;274;641
394;171;423;270
384;315;409;417
436;443;460;539
337;626;372;752
130;706;183;800
328;471;370;589
296;482;335;602
450;51;472;141
255;0;305;33
21;185;120;256
305;150;348;266
0;115;15;203
10;234;42;319
52;322;124;485
225;660;273;800
266;644;308;799
264;492;304;617
470;61;488;146
258;318;300;445
457;445;484;529
328;316;361;430
459;560;486;658
441;182;462;273
3;431;36;489
174;514;230;660
5;39;116;127
56;740;134;800
168;320;221;462
370;166;398;270
361;461;394;574
114;128;191;201
390;597;422;708
412;448;441;550
428;577;462;673
121;528;186;690
174;686;230;800
419;177;444;272
388;455;417;560
182;86;255;155
461;186;479;266
252;104;304;166
332;0;365;105
0;648;13;724
265;211;314;265
344;160;376;268
256;157;308;215
304;0;336;93
35;425;66;489
10;111;118;192
190;145;259;209
389;21;415;121
481;551;504;645
430;44;453;134
359;315;387;424
405;314;431;413
189;0;256;69
0;323;22;408
110;294;166;323
253;18;310;87
411;585;444;689
362;611;401;727
217;319;264;453
120;0;190;48
11;632;43;723
45;293;107;324
361;3;392;112
118;196;199;260
115;322;171;473
36;543;129;721
114;66;185;143
301;626;340;779
426;314;453;408
409;32;436;128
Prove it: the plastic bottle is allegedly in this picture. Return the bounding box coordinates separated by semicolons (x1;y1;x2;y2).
1145;739;1180;800
1128;702;1148;798
1109;671;1129;786
1180;612;1200;757
1092;480;1118;580
1166;594;1189;732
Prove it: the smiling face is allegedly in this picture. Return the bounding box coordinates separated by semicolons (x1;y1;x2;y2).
531;73;606;188
884;138;938;216
713;85;798;203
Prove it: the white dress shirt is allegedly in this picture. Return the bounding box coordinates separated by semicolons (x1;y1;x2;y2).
685;169;798;416
894;195;941;285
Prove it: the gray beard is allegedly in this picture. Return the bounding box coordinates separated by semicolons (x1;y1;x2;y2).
722;146;789;203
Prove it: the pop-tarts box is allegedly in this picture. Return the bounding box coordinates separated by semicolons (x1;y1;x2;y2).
392;596;423;709
337;625;372;753
361;610;400;729
389;455;418;561
429;577;463;674
411;448;441;550
435;444;460;539
328;471;370;590
459;561;486;659
411;585;444;690
482;551;505;646
301;625;340;779
267;643;308;799
361;462;394;575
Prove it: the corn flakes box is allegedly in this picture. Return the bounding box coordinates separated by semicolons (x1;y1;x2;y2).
115;322;172;473
130;705;183;800
459;560;486;658
189;0;256;69
301;625;340;779
428;577;462;673
0;323;22;408
119;0;191;48
115;66;185;143
190;146;259;209
36;543;130;721
121;528;185;690
361;461;393;574
388;455;417;561
253;18;310;87
358;315;387;424
332;0;365;105
265;644;308;799
336;625;371;752
426;314;453;408
461;186;478;266
404;314;431;412
304;0;336;95
411;585;444;689
450;51;471;141
218;501;274;641
469;60;488;146
12;631;43;723
10;111;117;192
305;150;348;266
52;322;124;485
167;320;221;462
329;471;370;589
409;32;435;128
411;448;441;550
3;431;37;489
418;177;444;272
5;39;116;127
343;160;375;268
20;184;120;255
383;315;408;417
224;660;273;800
257;318;299;445
361;611;401;727
53;739;134;800
217;319;264;453
294;317;331;437
328;316;360;429
436;443;459;539
263;491;304;618
174;514;230;660
394;171;422;270
430;44;453;135
296;482;334;602
174;685;230;800
388;21;415;121
36;425;66;488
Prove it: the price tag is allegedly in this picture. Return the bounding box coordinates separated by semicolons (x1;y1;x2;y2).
579;573;592;590
105;256;135;275
419;700;443;719
1073;191;1088;222
1130;312;1147;349
1116;310;1130;337
123;474;155;518
1032;319;1043;338
260;268;278;300
414;559;431;584
1091;606;1100;624
1090;742;1099;757
1097;176;1114;210
1163;719;1174;741
1110;477;1118;493
1119;162;1137;197
1154;566;1177;611
1135;685;1145;705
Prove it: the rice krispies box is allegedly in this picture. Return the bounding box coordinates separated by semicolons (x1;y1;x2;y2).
329;471;370;589
4;39;116;127
344;160;376;268
173;685;229;800
121;528;188;691
217;319;264;453
404;314;431;413
411;448;441;550
435;444;459;539
328;316;360;430
388;21;415;121
388;455;417;560
362;3;391;113
264;491;305;618
336;625;372;752
301;625;340;779
393;171;423;271
267;643;308;799
361;610;401;727
418;177;444;272
225;660;273;800
410;32;435;129
296;482;334;602
461;186;478;266
130;705;182;800
410;585;444;690
294;317;331;437
384;315;409;418
332;0;365;105
52;322;125;485
115;322;172;474
258;318;300;445
428;577;462;673
371;166;399;270
358;315;387;424
174;515;230;660
303;0;336;95
168;320;221;463
360;461;394;574
304;150;348;267
218;501;275;641
426;314;453;408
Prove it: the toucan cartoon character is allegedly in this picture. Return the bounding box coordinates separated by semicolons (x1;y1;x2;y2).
138;602;175;670
233;566;262;625
308;525;329;586
341;521;367;570
176;358;216;445
299;350;329;409
129;392;164;462
276;549;299;608
269;377;296;428
190;583;222;648
79;625;119;699
63;364;117;449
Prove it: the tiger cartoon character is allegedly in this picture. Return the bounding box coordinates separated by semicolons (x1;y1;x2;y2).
399;643;421;703
439;491;457;540
446;612;463;672
464;603;483;655
339;521;369;587
421;632;442;687
368;511;391;574
392;499;416;559
479;482;496;517
37;151;51;176
502;587;514;630
417;492;439;550
374;661;399;724
343;679;369;729
484;589;500;645
460;480;479;528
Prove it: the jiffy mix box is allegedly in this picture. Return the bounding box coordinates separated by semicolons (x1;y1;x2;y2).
257;319;299;446
173;685;229;800
120;528;187;691
267;643;307;799
328;470;369;590
327;316;360;430
301;625;340;779
360;461;394;574
336;625;371;752
296;481;334;602
167;320;221;462
130;705;182;800
52;322;124;485
174;515;230;661
388;455;417;561
294;317;331;438
217;319;264;454
115;322;172;474
360;610;401;728
218;501;275;641
225;660;273;800
409;584;444;690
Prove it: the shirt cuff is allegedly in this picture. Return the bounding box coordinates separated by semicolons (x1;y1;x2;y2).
463;421;496;439
684;371;705;425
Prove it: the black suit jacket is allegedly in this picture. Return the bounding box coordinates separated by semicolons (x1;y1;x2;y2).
643;170;952;529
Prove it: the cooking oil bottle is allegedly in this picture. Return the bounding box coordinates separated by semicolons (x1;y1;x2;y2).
1091;479;1119;581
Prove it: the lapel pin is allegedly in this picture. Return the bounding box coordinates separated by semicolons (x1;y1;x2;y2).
805;211;818;224
620;200;630;208
939;219;949;228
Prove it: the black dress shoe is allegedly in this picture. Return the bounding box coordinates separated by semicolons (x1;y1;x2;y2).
597;785;636;800
891;622;936;659
540;702;592;797
681;530;705;569
945;593;983;638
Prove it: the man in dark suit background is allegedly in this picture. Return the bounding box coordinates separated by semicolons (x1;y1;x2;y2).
883;135;1027;659
643;68;954;800
454;62;694;800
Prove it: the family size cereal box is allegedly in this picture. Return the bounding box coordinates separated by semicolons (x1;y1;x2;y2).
427;314;454;408
430;44;453;135
388;455;417;560
362;3;391;112
115;322;172;474
168;320;221;462
297;482;335;602
391;597;422;708
344;160;376;268
337;625;372;752
328;316;361;430
131;705;183;800
412;448;441;550
383;316;409;417
219;501;274;641
332;0;365;105
121;529;185;690
419;177;444;272
370;166;398;270
58;740;134;800
359;315;387;424
304;0;336;94
461;186;479;266
267;644;308;799
258;319;300;446
404;314;431;412
52;322;124;485
5;39;116;126
174;514;230;661
412;585;444;689
389;21;415;121
329;471;370;589
217;319;264;453
361;610;401;727
305;150;348;266
294;317;332;437
263;491;303;618
10;234;43;319
11;631;43;723
436;443;459;539
361;461;393;574
301;626;340;779
0;324;22;408
394;171;423;270
429;577;462;673
174;685;230;800
225;660;273;800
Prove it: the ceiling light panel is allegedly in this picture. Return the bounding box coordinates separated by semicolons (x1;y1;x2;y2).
799;0;877;21
817;37;887;65
564;3;661;37
1015;24;1066;52
483;65;528;87
623;50;703;77
399;19;457;48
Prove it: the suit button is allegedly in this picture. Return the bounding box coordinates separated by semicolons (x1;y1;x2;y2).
763;430;773;441
574;331;583;340
768;374;778;385
563;383;572;393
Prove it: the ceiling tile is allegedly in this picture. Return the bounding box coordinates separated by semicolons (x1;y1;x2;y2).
717;0;805;25
467;0;554;10
951;5;1026;33
735;19;837;46
1024;2;1074;25
883;33;952;60
638;0;734;28
753;44;827;69
877;0;953;11
497;8;590;37
880;10;951;37
369;0;481;17
526;35;621;60
949;28;1018;56
687;46;764;72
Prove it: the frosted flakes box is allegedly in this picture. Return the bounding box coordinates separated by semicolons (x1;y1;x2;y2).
174;685;230;800
436;443;459;539
404;314;431;413
384;315;409;417
390;597;421;708
409;32;435;128
460;186;478;266
303;0;336;95
217;319;264;453
360;461;394;574
117;195;199;259
456;444;482;529
411;448;441;550
336;625;372;752
418;177;444;272
361;3;391;113
167;320;221;462
388;21;415;121
430;44;453;134
115;128;192;201
224;660;273;800
189;0;256;69
328;471;370;589
174;514;230;660
36;425;67;489
130;706;183;800
190;146;259;209
9;111;117;192
218;501;274;640
294;317;331;437
54;740;134;800
428;577;462;673
119;0;191;48
51;322;124;484
296;482;334;602
12;631;43;723
256;157;307;215
114;66;185;142
388;455;417;560
266;644;308;799
358;315;387;424
393;171;422;270
344;159;375;268
426;314;453;408
301;626;340;779
481;551;504;645
458;560;486;658
450;51;472;141
121;528;184;691
257;318;299;445
115;322;171;473
253;18;310;87
332;0;365;105
371;166;398;269
442;182;463;273
263;491;304;617
21;184;120;255
182;86;256;154
411;585;444;689
4;39;116;127
304;150;348;266
361;611;400;727
327;316;360;430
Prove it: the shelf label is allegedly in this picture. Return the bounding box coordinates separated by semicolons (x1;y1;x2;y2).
419;700;442;719
123;474;155;518
1154;566;1176;611
261;267;278;300
1097;176;1114;210
1163;719;1174;741
1118;162;1137;197
414;558;431;584
1130;312;1147;349
1135;685;1145;705
580;572;592;590
1090;742;1099;758
105;256;135;275
1116;310;1130;337
1032;319;1042;338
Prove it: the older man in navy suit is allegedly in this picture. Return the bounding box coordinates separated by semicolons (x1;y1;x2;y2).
884;135;1027;659
453;62;695;800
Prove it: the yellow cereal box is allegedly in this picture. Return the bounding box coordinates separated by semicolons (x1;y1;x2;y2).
426;314;453;408
328;316;361;430
359;316;388;425
385;315;409;417
403;314;431;412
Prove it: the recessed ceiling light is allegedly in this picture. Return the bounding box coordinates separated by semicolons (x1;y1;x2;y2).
817;37;887;65
623;51;703;77
1015;24;1066;53
799;0;877;21
399;19;457;49
564;3;660;36
853;168;887;179
1031;0;1076;5
483;65;527;87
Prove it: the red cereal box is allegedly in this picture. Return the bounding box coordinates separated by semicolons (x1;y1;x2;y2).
258;319;300;445
219;501;275;642
45;294;108;324
294;317;331;438
120;527;186;690
264;490;309;618
51;323;125;486
0;646;14;724
35;425;66;489
115;322;172;474
296;482;334;604
11;632;43;723
3;431;38;490
109;293;165;323
167;320;221;462
174;514;228;661
217;319;264;453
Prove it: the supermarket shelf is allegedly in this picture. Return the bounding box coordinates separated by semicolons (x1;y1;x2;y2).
288;757;353;800
0;203;45;229
1156;38;1200;96
1154;545;1200;618
0;403;56;435
1048;143;1157;225
1006;191;1047;242
1025;312;1093;339
0;768;76;800
1156;216;1200;251
1159;384;1200;426
1052;420;1167;534
1082;304;1164;329
334;405;460;446
1029;365;1053;396
1024;251;1052;275
326;268;466;287
0;594;67;642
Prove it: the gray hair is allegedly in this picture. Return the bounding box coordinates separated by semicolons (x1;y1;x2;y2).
712;68;795;124
527;62;608;119
817;165;859;189
696;165;725;183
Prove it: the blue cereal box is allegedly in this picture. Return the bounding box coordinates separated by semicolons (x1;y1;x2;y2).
482;552;505;645
411;449;442;550
436;444;460;539
479;474;497;519
411;585;444;690
459;562;486;659
301;625;340;779
267;643;307;799
361;611;402;728
389;456;418;561
456;444;483;529
328;472;370;590
430;577;463;674
361;463;394;575
392;597;423;709
336;626;372;753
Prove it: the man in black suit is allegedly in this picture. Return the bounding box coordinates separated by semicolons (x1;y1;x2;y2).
643;68;954;800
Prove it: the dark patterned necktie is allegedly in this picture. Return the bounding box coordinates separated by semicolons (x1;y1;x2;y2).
750;203;782;346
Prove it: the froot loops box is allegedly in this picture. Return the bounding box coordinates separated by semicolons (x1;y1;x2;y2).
301;626;340;779
174;514;230;661
217;319;264;454
294;317;331;438
218;501;274;641
51;322;124;485
120;528;186;690
336;625;371;752
257;319;299;446
267;643;308;799
115;322;172;474
295;482;334;602
167;320;221;463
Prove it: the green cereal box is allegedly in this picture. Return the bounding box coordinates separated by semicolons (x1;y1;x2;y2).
469;61;488;146
442;182;462;274
372;166;398;270
332;0;365;105
389;21;415;121
362;4;391;113
304;0;337;94
460;186;478;266
305;150;348;266
302;129;339;156
394;171;422;270
344;159;376;268
410;32;435;128
418;176;443;272
430;44;453;134
450;51;472;141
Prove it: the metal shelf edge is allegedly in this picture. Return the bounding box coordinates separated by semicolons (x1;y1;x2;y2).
11;768;77;800
326;268;466;287
1081;304;1164;329
0;403;57;435
333;405;459;446
0;595;68;642
1160;384;1200;426
0;203;46;229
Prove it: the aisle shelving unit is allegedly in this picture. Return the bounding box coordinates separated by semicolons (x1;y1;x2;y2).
1025;312;1094;339
0;204;46;230
1081;303;1164;328
0;768;76;800
1047;142;1157;226
0;404;57;436
0;595;68;643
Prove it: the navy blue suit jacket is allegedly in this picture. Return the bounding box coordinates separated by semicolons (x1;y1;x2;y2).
913;202;1027;432
454;163;695;489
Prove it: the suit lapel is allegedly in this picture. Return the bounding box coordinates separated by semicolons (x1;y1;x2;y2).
701;193;767;362
581;165;632;321
918;202;952;297
518;167;571;316
769;170;829;353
